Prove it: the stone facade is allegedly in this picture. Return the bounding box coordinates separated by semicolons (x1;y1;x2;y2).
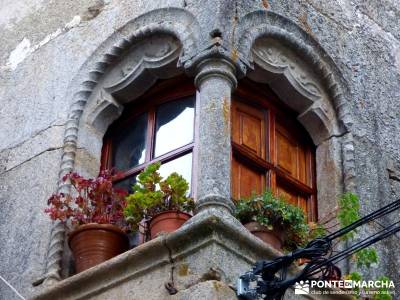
1;0;399;299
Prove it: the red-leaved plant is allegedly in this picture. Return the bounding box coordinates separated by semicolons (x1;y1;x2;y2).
45;170;128;231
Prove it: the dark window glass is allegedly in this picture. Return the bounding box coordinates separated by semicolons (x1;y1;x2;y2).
154;97;194;157
114;175;138;193
112;113;147;171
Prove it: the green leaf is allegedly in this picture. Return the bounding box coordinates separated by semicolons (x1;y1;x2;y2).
234;190;309;250
124;162;193;230
338;193;361;240
354;248;378;268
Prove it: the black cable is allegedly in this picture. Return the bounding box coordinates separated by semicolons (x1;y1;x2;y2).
326;198;400;241
238;199;400;300
325;220;400;266
306;221;400;277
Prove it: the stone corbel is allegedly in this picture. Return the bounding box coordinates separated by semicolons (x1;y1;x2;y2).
184;36;248;80
86;90;123;134
297;103;333;145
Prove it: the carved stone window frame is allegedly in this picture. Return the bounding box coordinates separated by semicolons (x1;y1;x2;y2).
39;8;356;287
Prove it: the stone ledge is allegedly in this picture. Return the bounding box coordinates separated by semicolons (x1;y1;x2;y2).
32;208;351;300
170;280;237;299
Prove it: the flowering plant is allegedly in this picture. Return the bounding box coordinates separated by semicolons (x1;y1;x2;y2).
45;170;128;231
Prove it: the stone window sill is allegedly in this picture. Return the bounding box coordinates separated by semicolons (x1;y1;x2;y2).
33;209;352;300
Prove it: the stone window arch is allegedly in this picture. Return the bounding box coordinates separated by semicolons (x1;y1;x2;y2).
42;24;201;282
75;34;186;178
244;37;346;219
229;10;357;232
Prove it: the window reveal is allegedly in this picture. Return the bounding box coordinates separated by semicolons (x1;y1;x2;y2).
102;84;196;195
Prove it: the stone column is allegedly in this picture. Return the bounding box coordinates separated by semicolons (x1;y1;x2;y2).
193;58;237;213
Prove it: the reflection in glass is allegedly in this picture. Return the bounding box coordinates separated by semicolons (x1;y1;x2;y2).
159;153;193;194
154;97;194;157
114;175;138;193
112;113;147;171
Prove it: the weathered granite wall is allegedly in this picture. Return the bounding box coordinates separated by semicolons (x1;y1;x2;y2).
1;0;400;299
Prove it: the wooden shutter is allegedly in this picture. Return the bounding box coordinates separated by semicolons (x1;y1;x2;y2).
231;101;267;200
231;82;317;220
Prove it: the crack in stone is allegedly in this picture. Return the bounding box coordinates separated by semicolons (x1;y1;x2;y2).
0;146;63;176
2;14;84;71
357;8;400;43
301;0;353;31
320;130;349;144
162;236;178;295
388;169;400;182
0;123;66;154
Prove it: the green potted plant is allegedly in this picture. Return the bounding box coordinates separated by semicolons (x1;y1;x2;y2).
45;170;129;273
234;191;309;251
124;162;195;240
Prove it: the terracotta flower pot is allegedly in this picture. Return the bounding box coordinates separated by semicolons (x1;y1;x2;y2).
149;210;191;239
68;223;129;273
244;221;284;250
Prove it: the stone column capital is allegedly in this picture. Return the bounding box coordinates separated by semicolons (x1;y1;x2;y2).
194;58;237;90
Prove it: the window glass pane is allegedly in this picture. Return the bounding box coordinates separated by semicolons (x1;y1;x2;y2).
112;113;147;170
159;153;192;193
114;175;138;193
154;97;194;157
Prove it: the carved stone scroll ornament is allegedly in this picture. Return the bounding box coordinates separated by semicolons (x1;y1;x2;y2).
103;35;182;103
85;35;182;134
86;90;123;134
249;39;339;145
252;41;323;102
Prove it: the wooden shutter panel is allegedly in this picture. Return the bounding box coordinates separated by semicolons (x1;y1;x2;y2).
232;156;265;200
275;121;310;186
231;82;317;220
231;101;267;200
232;101;266;160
